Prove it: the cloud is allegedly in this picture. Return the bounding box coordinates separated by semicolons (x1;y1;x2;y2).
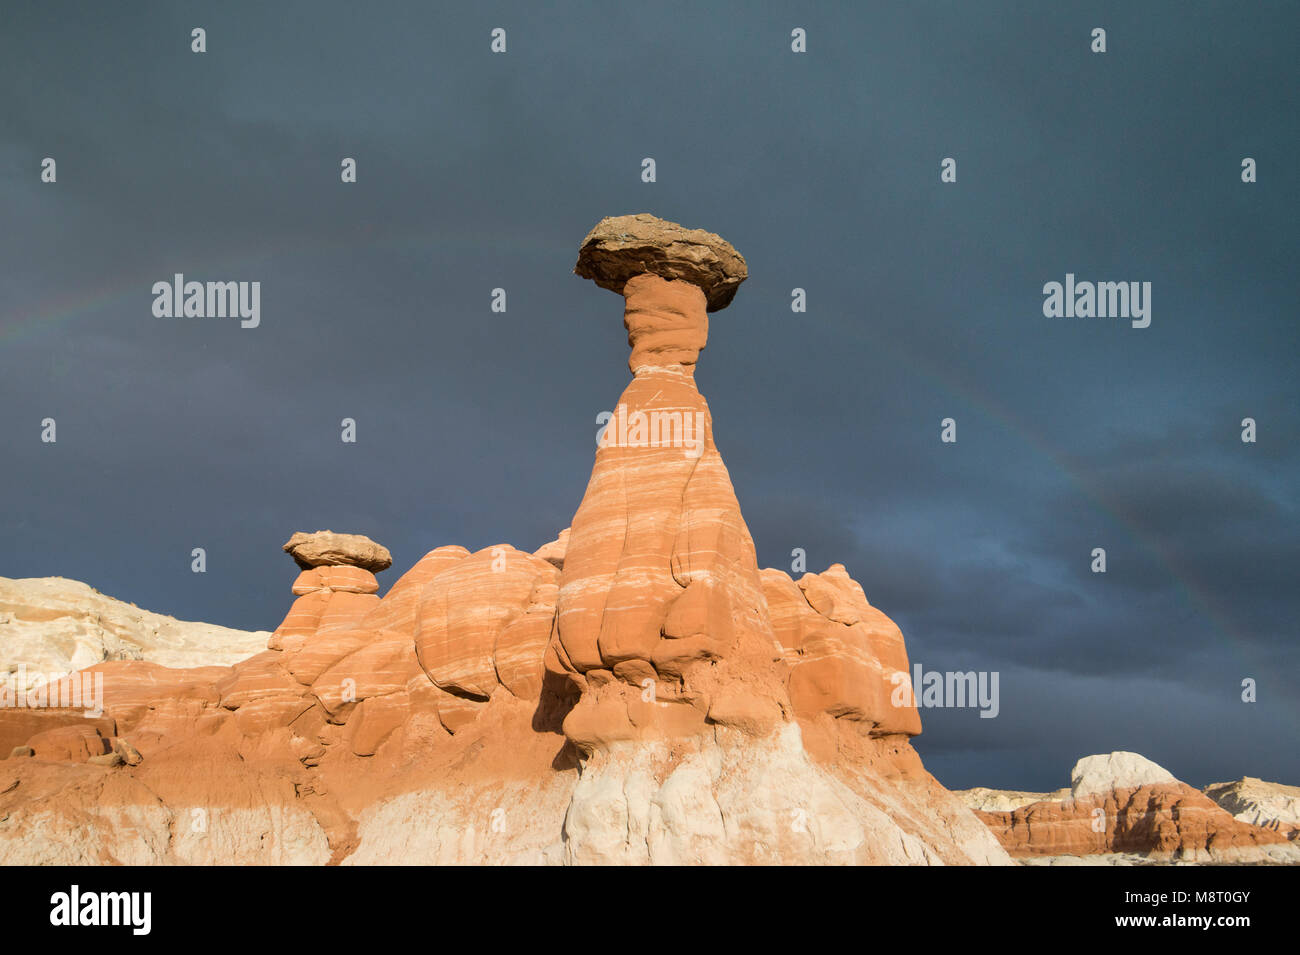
0;0;1295;790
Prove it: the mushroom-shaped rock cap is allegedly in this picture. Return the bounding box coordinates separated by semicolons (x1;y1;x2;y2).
575;213;748;312
283;530;393;573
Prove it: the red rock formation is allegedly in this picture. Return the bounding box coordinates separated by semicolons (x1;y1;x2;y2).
0;214;1004;866
972;753;1297;864
762;565;920;735
552;247;791;751
292;567;379;595
268;536;388;652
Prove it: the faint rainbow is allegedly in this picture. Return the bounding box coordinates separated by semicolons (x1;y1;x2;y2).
854;318;1285;719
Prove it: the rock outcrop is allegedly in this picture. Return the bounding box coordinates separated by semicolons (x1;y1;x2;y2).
969;752;1300;865
959;787;1068;814
1202;777;1300;833
575;213;748;312
283;531;392;573
0;576;268;696
1069;751;1175;797
0;214;1006;866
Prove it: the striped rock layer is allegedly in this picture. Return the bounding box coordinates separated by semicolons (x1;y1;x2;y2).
970;753;1299;864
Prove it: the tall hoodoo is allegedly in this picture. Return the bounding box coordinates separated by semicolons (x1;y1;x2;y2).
551;214;789;752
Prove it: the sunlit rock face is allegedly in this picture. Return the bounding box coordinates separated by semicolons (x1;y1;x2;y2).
0;214;1003;867
970;753;1300;865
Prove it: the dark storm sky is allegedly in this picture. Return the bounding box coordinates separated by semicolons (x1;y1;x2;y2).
2;1;1296;791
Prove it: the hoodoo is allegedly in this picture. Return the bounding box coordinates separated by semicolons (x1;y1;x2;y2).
555;214;792;752
0;214;1009;865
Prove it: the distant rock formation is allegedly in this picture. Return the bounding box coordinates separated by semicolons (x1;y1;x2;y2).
0;215;1007;865
1203;777;1300;832
964;752;1300;865
959;787;1068;814
1069;751;1176;797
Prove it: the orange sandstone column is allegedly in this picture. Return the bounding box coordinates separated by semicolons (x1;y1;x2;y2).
552;214;789;751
